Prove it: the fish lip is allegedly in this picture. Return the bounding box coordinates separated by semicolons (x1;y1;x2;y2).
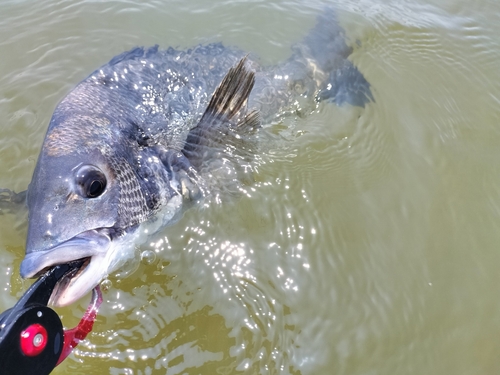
20;228;111;278
20;228;112;307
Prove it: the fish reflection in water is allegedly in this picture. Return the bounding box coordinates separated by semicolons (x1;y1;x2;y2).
1;7;372;374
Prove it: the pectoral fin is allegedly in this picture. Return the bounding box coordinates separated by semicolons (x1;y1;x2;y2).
183;57;260;169
0;188;27;215
0;188;28;232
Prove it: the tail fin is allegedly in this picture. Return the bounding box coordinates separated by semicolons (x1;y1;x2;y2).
297;8;373;107
319;59;374;107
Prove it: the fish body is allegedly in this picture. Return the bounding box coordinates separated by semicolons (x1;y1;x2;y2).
19;10;372;306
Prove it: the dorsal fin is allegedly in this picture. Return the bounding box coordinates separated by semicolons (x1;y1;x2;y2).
182;57;260;169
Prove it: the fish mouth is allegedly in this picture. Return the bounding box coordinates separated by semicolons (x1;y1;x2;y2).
20;229;113;307
48;257;91;306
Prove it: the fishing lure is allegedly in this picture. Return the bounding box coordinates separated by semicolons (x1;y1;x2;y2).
0;263;102;375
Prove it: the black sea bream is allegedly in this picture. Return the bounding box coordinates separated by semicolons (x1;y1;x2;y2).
15;10;372;307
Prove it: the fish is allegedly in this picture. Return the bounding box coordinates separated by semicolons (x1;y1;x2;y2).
7;9;372;307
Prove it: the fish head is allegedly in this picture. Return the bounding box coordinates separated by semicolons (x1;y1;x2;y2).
20;148;135;307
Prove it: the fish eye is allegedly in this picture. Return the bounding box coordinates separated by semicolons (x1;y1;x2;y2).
75;165;107;198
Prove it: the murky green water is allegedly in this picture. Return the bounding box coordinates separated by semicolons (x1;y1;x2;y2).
1;0;500;374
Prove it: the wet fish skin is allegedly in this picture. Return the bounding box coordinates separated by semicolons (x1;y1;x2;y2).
17;10;372;307
21;47;259;307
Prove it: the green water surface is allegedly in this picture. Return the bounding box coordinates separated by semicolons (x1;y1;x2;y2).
1;0;500;374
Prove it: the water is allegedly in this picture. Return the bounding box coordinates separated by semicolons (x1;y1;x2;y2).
1;0;500;374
